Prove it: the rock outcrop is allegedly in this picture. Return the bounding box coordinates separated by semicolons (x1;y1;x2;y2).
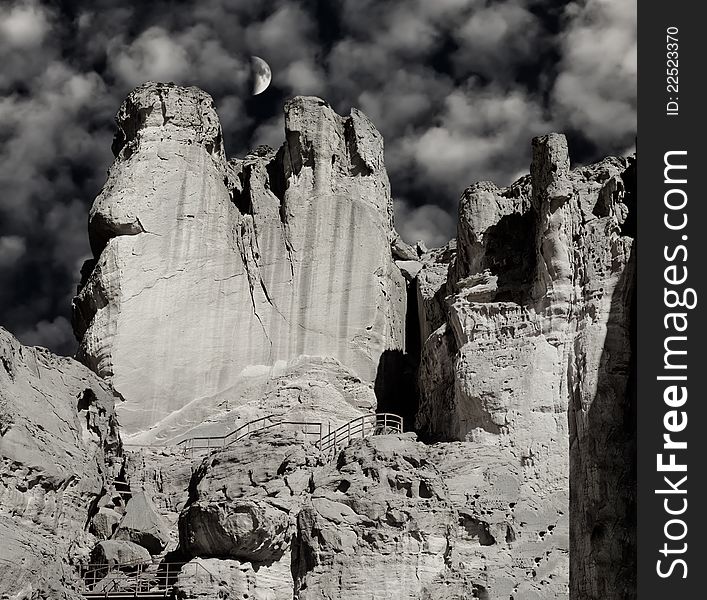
72;83;405;436
113;490;171;554
0;327;122;599
295;434;568;599
172;432;567;599
0;82;635;600
415;135;635;599
178;430;320;599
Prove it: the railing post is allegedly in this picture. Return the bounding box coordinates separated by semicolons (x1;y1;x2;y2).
347;420;351;444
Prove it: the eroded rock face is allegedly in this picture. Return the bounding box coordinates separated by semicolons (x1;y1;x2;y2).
416;135;635;599
90;540;151;567
73;83;405;435
178;430;321;596
5;82;634;599
174;556;293;600
113;490;171;554
296;434;567;599
174;433;567;599
0;327;121;599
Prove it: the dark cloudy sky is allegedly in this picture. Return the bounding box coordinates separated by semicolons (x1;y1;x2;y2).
0;0;636;355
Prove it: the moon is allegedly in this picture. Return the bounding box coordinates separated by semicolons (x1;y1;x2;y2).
251;56;272;96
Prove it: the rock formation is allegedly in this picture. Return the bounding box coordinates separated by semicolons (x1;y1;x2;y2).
72;82;405;437
415;135;636;599
0;326;121;599
0;83;636;599
113;490;171;554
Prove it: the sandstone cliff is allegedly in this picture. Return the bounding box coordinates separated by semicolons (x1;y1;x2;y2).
415;135;636;599
72;83;405;437
0;83;636;600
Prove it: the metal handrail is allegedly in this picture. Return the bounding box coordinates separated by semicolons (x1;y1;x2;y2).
80;560;216;597
317;413;403;454
172;412;402;459
176;415;325;458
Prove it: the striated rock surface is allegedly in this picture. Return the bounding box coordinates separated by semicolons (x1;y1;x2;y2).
73;83;405;436
0;327;122;599
113;490;171;554
416;135;635;599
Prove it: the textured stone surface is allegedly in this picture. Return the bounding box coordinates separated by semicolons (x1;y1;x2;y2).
91;507;122;540
179;431;318;554
174;557;293;600
90;540;151;566
3;83;636;599
416;135;635;599
174;433;567;599
295;434;567;599
0;327;121;599
73;83;405;436
416;241;456;343
126;355;378;447
113;490;171;554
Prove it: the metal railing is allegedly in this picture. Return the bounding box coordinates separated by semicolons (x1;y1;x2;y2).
176;415;324;458
318;413;403;454
176;412;403;459
80;560;214;598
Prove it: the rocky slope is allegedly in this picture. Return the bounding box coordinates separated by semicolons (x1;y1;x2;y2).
0;83;635;599
0;327;122;599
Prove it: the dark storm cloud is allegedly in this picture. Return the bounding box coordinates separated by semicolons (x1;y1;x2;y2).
0;0;636;354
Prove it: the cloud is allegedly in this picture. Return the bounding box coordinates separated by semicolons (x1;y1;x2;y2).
250;114;285;150
406;85;554;194
0;0;50;48
394;201;456;249
108;25;250;96
451;1;546;80
552;0;637;150
0;0;636;355
110;27;191;86
0;235;26;268
16;315;75;354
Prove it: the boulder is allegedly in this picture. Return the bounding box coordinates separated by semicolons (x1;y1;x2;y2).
90;540;151;566
178;430;317;567
91;507;122;540
114;491;171;554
